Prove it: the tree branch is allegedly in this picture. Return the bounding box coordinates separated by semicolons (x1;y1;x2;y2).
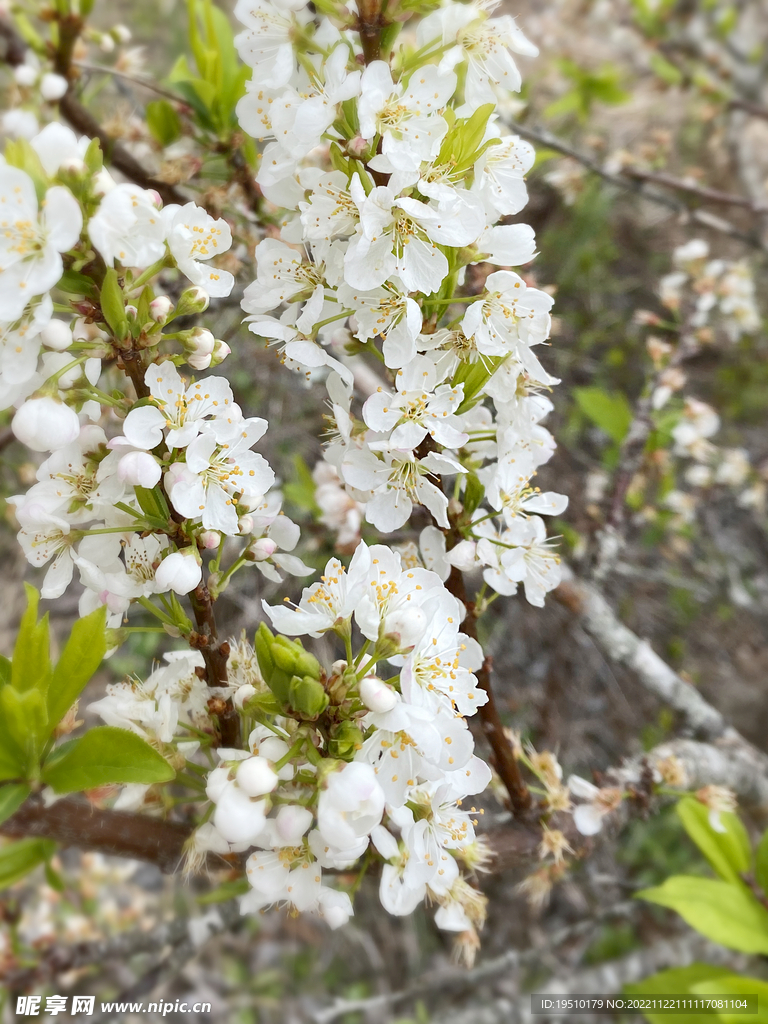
508;120;768;254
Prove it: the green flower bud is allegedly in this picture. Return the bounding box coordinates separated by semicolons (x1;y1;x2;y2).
327;720;364;761
271;642;298;675
288;675;329;720
254;622;276;680
295;650;322;680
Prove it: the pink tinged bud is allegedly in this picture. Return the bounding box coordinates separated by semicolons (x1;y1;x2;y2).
117;450;161;488
40;320;73;351
384;606;427;650
147;189;162;208
199;530;221;550
154;549;202;595
40;73;68;101
247;537;277;561
124;305;138;321
360;675;398;713
211;340;231;366
237;756;278;797
347;136;368;158
12;397;80;452
149;296;173;323
274;804;313;844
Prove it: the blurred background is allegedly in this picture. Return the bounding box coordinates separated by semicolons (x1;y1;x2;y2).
2;0;768;1020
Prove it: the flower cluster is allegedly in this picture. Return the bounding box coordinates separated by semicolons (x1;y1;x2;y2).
4;123;312;610
235;0;568;606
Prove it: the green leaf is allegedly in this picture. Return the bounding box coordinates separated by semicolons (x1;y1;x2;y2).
135;485;171;523
693;974;768;1022
649;52;683;86
0;686;48;766
625;963;733;1024
638;876;768;954
0;838;55;890
283;455;320;515
463;473;485;517
0;784;30;826
146;100;182;146
12;584;50;694
48;605;107;727
42;727;176;794
453;356;505;414
100;268;128;337
676;797;751;886
0;654;10;687
198;877;250;903
755;829;768;896
574;386;633;443
0;718;26;782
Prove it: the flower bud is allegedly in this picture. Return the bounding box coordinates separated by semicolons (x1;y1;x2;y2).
360;675;398;714
187;351;211;371
199;530;221;550
155;548;202;595
210;340;231;366
237;755;278;797
114;23;132;42
40;319;73;352
327;720;364;760
347;136;368;158
12;397;80;452
247;537;277;561
149;295;173;324
14;64;37;87
237;514;254;535
384;606;427;651
188;327;215;356
99;33;116;52
117;450;161;488
176;286;210;316
288;675;329;720
233;683;257;710
40;72;68;101
213;784;266;845
273;804;313;845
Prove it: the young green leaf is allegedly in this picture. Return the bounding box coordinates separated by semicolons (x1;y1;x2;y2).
48;605;107;727
755;829;768;896
100;268;128;339
0;838;55;891
146;100;182;146
0;783;31;826
638;876;768;954
12;584;50;695
574;386;632;443
676;796;751;886
625;963;733;1024
693;974;768;1023
41;727;176;794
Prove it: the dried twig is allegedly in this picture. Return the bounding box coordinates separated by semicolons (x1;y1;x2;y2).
508;121;768;254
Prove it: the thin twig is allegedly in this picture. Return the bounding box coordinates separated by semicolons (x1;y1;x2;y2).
508;120;768;253
73;60;185;102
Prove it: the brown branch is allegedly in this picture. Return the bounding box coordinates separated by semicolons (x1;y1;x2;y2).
0;795;191;874
446;566;532;815
508;120;768;254
120;346;239;747
356;0;384;65
622;166;768;213
0;10;187;207
728;98;768;122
